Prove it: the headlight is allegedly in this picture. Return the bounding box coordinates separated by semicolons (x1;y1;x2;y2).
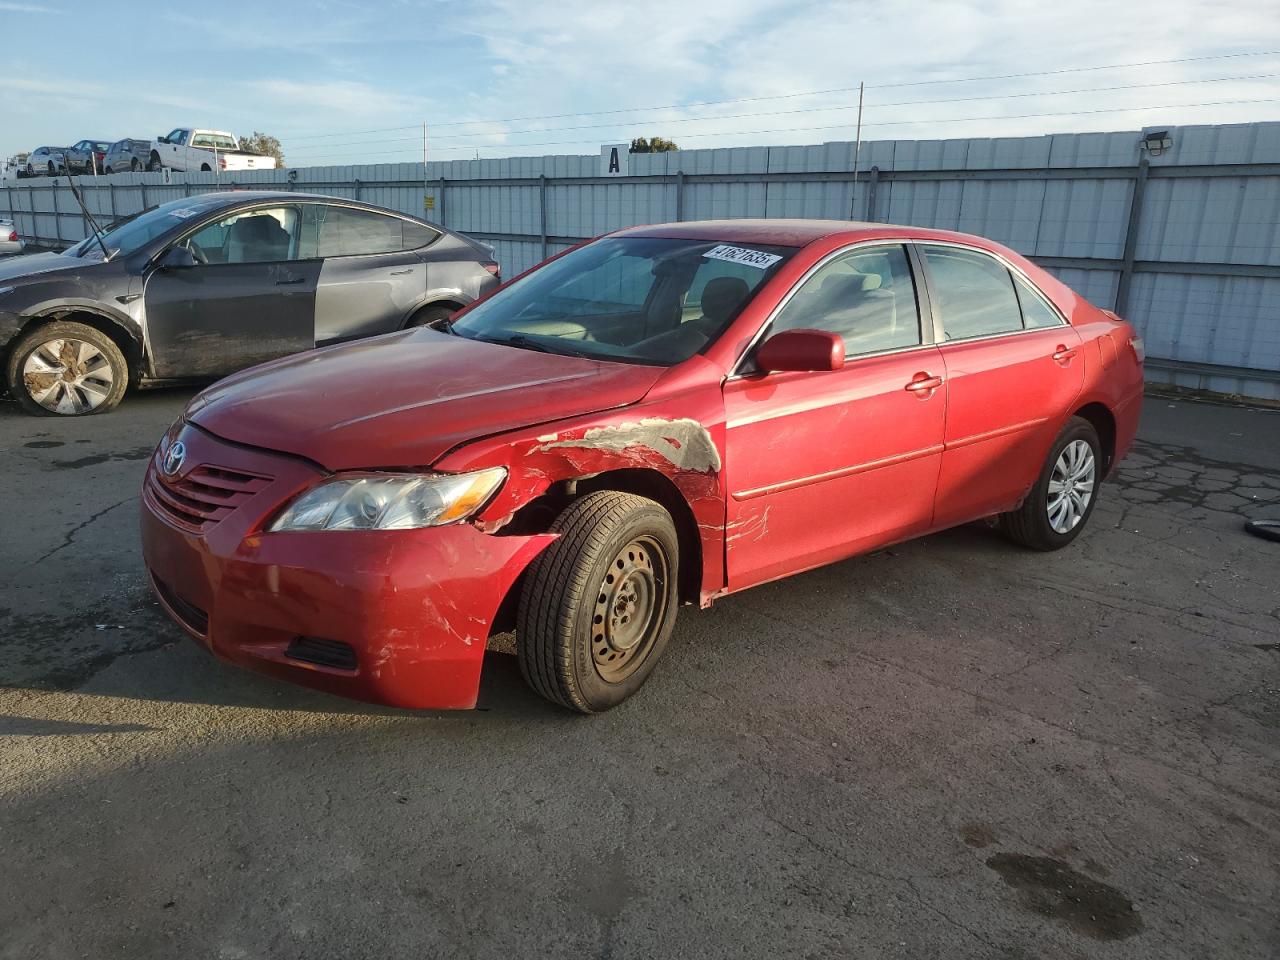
269;468;506;532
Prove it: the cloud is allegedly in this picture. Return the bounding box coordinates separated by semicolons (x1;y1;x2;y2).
0;1;58;10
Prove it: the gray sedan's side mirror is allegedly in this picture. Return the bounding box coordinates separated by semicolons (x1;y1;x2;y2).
158;246;197;270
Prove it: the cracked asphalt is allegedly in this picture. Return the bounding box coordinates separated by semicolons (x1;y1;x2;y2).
1;387;1278;960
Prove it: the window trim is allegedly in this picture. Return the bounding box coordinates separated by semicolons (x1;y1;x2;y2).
728;239;931;380
913;240;1068;345
306;202;442;259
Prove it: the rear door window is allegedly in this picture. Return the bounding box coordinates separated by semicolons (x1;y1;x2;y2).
921;245;1024;341
308;206;433;257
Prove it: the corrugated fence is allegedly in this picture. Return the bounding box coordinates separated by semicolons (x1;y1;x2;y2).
3;121;1278;400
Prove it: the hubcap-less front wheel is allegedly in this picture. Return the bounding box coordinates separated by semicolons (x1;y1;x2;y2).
1046;439;1095;534
591;535;669;683
22;338;117;414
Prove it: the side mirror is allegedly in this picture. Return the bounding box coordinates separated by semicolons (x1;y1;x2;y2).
755;328;845;373
157;246;197;270
157;136;169;144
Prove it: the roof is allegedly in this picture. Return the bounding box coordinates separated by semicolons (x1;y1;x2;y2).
615;218;1016;256
617;218;868;246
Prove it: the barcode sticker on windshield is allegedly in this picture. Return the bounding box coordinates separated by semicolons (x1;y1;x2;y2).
702;244;782;269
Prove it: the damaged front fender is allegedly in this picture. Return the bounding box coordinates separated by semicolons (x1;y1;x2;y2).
439;408;730;604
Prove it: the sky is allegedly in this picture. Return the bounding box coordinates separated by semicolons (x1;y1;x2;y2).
2;0;1280;166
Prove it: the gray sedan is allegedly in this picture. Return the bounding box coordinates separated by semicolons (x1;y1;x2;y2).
103;139;151;175
0;191;501;415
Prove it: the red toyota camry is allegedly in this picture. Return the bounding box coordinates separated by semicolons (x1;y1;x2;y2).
141;219;1144;713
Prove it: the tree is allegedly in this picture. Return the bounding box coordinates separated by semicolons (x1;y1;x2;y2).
630;136;679;154
238;132;285;168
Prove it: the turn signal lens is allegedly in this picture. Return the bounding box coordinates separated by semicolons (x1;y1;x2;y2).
269;468;506;532
1130;336;1145;362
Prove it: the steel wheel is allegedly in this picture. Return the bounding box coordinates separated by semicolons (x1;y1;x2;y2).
22;337;117;414
590;535;670;683
1046;439;1096;534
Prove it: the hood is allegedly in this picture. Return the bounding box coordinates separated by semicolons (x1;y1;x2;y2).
0;251;94;284
187;328;665;471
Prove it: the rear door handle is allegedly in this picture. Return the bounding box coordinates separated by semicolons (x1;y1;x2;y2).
905;372;944;395
1052;344;1077;363
276;277;306;285
390;268;414;276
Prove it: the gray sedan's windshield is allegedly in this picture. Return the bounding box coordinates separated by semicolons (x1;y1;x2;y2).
67;199;218;260
451;236;795;366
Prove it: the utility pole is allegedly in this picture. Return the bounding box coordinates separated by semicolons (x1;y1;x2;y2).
423;122;429;166
850;81;864;220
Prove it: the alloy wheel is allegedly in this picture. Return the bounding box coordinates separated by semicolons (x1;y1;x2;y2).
1047;439;1096;534
22;338;117;415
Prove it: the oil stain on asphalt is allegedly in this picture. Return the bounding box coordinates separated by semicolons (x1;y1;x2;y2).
50;446;155;469
986;852;1143;941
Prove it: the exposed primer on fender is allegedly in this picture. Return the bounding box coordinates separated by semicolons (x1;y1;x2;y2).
537;418;722;473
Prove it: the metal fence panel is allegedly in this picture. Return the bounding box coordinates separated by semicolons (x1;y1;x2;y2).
3;121;1278;400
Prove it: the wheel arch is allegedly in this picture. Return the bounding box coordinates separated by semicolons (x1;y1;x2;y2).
400;296;466;329
10;306;144;384
486;466;706;637
1070;401;1117;474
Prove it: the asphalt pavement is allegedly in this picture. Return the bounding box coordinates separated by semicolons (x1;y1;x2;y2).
1;386;1277;959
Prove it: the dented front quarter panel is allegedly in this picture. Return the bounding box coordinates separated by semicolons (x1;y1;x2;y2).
437;363;732;605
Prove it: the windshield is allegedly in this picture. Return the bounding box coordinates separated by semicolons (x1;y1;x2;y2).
65;198;217;260
452;236;795;365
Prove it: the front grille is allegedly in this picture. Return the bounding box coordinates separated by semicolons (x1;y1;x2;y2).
286;637;359;672
152;575;210;636
147;463;273;532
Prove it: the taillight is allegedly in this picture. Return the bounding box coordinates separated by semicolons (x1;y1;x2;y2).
218;157;227;169
1130;336;1145;362
483;262;500;277
6;230;16;242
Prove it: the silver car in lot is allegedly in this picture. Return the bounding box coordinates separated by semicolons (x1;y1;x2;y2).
25;146;68;176
103;139;150;174
0;218;24;256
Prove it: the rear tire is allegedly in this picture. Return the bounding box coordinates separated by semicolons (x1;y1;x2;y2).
405;304;458;328
104;166;113;175
1002;416;1101;551
516;492;680;713
5;321;129;417
130;158;140;173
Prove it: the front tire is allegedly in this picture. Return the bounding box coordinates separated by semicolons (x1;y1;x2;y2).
5;321;129;416
148;153;162;172
130;158;140;173
516;491;680;713
1002;416;1101;551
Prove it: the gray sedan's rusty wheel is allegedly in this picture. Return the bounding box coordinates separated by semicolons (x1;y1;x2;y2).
516;491;679;713
5;321;128;416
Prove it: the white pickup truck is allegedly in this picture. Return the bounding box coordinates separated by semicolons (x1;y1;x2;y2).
148;127;278;173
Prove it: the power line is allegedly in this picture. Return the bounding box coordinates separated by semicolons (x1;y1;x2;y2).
278;48;1280;143
288;73;1280;156
282;97;1280;163
284;71;1280;151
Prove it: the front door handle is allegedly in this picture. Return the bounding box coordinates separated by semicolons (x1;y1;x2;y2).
276;277;306;286
1052;344;1077;363
905;372;945;396
390;268;414;276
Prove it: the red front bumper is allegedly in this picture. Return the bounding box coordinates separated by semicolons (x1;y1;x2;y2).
140;423;553;709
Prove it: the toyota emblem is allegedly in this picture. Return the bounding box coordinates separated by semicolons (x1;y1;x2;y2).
163;440;186;477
